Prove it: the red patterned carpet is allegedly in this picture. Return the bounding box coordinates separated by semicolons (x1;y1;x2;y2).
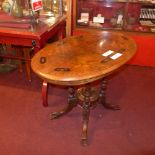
0;65;155;155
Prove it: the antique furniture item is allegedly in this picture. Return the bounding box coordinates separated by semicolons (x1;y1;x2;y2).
31;31;136;145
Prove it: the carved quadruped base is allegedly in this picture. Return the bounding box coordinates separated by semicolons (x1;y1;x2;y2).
77;87;98;109
50;105;75;119
49;78;120;146
80;86;91;146
49;87;78;119
49;98;77;119
99;78;120;110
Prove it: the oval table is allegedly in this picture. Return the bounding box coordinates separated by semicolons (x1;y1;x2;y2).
31;31;136;145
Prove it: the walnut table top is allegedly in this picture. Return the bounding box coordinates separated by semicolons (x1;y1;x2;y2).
31;31;136;86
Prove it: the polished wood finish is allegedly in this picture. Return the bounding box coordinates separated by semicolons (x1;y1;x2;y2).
81;85;91;146
31;31;136;85
31;31;136;145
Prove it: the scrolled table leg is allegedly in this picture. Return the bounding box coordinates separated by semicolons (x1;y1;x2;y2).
50;87;78;119
81;86;91;146
99;78;120;110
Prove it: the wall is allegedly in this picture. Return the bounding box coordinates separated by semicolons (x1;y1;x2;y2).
128;35;155;67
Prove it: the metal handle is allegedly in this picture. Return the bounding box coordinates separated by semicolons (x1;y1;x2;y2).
54;67;70;72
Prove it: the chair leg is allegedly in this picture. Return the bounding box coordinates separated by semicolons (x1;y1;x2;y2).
42;81;48;107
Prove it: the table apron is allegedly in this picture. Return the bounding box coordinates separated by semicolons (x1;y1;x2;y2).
0;36;40;48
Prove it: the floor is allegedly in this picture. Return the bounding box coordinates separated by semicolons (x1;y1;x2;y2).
0;65;155;155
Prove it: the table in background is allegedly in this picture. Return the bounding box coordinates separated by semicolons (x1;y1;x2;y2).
0;10;66;81
31;31;136;145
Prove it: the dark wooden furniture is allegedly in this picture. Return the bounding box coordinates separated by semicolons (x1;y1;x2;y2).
0;10;66;81
31;31;136;145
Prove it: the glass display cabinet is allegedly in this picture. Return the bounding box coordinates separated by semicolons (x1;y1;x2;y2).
75;0;155;33
0;0;67;30
0;0;67;80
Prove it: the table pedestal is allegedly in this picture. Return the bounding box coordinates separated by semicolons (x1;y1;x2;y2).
47;78;120;146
